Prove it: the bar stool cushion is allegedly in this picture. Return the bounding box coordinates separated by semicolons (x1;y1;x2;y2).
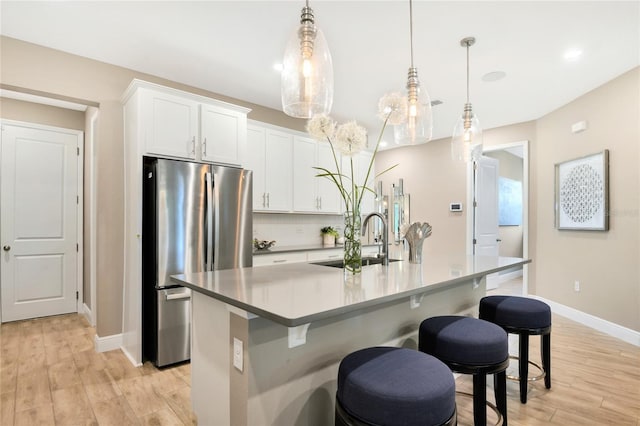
419;316;508;366
337;346;455;426
480;296;551;330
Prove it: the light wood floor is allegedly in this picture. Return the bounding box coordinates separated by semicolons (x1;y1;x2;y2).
1;285;638;425
0;314;195;425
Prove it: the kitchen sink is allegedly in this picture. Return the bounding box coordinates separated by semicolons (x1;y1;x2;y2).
312;257;402;268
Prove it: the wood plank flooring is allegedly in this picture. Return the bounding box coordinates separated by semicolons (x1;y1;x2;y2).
1;295;638;424
0;314;194;425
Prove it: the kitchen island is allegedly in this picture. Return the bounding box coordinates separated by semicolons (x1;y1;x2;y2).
172;254;529;426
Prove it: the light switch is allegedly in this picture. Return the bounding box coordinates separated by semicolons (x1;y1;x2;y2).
233;337;243;372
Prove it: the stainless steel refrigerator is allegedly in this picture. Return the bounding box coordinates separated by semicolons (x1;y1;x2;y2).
142;157;252;367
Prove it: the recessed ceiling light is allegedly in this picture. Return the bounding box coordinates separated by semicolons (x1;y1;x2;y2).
482;71;507;82
273;63;284;72
379;141;388;148
563;49;583;61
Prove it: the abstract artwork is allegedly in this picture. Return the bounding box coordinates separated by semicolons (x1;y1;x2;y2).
555;150;609;231
498;177;522;226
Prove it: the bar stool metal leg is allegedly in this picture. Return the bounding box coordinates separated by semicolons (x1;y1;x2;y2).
519;333;529;403
472;373;487;426
494;371;507;426
542;333;551;389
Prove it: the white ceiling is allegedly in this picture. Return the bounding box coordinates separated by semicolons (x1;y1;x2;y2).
1;1;639;146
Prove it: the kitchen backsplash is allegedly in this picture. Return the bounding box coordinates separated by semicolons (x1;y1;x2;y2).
253;213;345;247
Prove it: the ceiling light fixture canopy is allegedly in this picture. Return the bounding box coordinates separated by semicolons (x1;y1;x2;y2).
451;36;482;162
281;0;333;118
394;0;433;145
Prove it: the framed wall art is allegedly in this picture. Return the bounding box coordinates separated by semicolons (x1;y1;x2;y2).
555;150;609;231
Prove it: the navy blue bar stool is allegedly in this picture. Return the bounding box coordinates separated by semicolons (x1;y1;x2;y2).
419;316;509;426
479;296;552;404
336;346;457;426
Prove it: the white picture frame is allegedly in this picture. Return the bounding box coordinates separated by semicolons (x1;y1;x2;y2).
555;150;609;231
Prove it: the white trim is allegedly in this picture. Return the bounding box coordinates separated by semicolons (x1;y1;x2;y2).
76;131;85;317
87;107;99;327
81;303;94;326
533;296;640;347
94;333;124;353
121;345;143;367
470;140;530;294
0;89;88;111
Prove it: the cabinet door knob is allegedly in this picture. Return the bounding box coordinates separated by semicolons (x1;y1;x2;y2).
3;245;10;251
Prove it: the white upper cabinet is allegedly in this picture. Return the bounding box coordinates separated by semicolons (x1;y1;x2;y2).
144;90;199;159
246;124;292;212
292;136;341;214
124;80;250;166
200;103;246;166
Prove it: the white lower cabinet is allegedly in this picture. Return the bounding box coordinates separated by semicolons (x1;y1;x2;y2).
307;249;342;262
253;252;307;267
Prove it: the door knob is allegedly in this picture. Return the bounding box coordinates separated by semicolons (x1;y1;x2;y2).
496;239;502;242
3;245;10;251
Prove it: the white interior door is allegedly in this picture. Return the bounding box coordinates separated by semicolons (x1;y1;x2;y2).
1;123;80;322
474;155;500;289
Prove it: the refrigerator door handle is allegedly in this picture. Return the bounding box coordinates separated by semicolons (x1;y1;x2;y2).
205;171;214;271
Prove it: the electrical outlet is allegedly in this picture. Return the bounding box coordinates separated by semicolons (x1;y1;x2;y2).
574;281;580;292
233;338;243;372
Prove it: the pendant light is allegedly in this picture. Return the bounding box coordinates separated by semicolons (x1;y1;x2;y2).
394;0;433;145
281;0;333;118
451;37;482;162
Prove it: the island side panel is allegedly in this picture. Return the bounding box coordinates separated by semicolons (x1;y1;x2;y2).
191;291;232;425
244;278;486;426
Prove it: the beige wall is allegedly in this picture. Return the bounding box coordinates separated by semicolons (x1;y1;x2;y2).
0;97;85;130
0;36;303;336
485;150;524;258
533;67;639;331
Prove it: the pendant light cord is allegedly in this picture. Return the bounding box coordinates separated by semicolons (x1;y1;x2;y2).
466;43;470;104
409;0;415;68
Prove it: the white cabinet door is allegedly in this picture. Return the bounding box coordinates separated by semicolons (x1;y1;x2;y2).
292;137;319;212
144;89;198;159
200;103;245;166
316;143;341;213
247;125;293;212
356;151;376;215
246;126;267;209
264;130;293;211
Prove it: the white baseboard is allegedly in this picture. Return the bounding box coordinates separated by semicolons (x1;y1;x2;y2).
533;296;640;347
81;303;95;326
94;333;123;353
121;345;143;367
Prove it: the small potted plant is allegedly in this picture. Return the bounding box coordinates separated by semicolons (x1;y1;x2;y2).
321;226;339;246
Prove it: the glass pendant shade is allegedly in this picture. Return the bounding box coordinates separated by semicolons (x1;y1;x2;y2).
451;36;482;162
394;68;433;145
451;103;482;162
281;6;333;118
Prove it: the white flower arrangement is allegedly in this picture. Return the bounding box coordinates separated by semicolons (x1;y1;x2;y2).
306;93;405;218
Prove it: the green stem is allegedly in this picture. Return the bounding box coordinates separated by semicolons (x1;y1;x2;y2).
357;113;391;209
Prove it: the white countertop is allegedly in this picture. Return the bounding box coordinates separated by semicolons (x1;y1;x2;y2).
172;255;530;327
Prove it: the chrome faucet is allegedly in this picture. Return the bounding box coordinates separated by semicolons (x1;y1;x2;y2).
362;212;388;265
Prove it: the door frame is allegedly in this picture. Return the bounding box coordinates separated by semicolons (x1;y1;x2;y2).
0;119;84;320
466;140;529;295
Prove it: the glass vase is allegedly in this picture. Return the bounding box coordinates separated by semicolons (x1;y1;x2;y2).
343;209;362;274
